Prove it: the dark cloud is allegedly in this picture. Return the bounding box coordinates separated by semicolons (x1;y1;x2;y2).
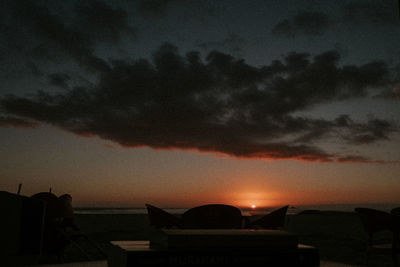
47;73;71;89
341;0;398;26
295;115;397;145
26;62;43;78
73;1;136;44
335;155;385;164
0;115;38;128
345;117;397;145
272;1;398;38
136;0;219;20
375;90;400;100
272;11;332;37
3;0;135;75
392;87;400;98
0;44;397;162
12;0;109;73
197;33;248;54
137;0;184;18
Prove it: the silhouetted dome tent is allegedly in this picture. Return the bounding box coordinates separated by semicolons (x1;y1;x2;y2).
182;204;243;229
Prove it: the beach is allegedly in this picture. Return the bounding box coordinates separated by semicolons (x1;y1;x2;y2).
55;210;396;266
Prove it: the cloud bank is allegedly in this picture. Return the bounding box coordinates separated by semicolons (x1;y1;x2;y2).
1;43;397;162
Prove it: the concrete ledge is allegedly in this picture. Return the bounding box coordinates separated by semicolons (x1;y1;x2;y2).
108;240;319;267
32;260;107;267
150;229;298;250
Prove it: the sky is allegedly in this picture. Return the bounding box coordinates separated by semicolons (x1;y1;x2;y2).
1;0;400;208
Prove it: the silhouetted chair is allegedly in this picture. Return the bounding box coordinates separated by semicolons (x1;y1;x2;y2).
355;207;399;267
392;207;400;266
182;204;242;229
57;194;105;259
31;192;63;221
246;205;289;229
146;204;182;229
31;192;70;260
58;194;79;232
31;192;105;261
392;207;400;216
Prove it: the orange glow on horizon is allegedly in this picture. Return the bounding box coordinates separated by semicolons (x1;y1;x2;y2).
228;190;281;209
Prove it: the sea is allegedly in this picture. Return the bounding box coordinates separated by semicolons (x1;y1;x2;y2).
74;203;399;215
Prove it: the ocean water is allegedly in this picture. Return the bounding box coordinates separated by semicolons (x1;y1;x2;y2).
74;203;399;215
74;207;188;215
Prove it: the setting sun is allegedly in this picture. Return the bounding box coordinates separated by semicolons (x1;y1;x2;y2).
251;204;257;209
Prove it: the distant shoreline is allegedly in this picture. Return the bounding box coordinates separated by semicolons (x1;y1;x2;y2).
74;202;399;215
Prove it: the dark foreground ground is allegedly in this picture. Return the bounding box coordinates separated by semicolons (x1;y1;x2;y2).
57;211;395;266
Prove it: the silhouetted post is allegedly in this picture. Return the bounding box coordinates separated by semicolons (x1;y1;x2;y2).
49;187;52;193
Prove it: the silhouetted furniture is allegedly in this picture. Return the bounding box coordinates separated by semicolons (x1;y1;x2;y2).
392;207;400;266
31;192;69;258
108;238;320;267
355;207;400;267
182;204;242;229
246;205;289;229
112;204;320;266
150;229;298;250
57;194;106;259
0;191;45;266
31;192;105;261
392;207;400;216
146;204;182;229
